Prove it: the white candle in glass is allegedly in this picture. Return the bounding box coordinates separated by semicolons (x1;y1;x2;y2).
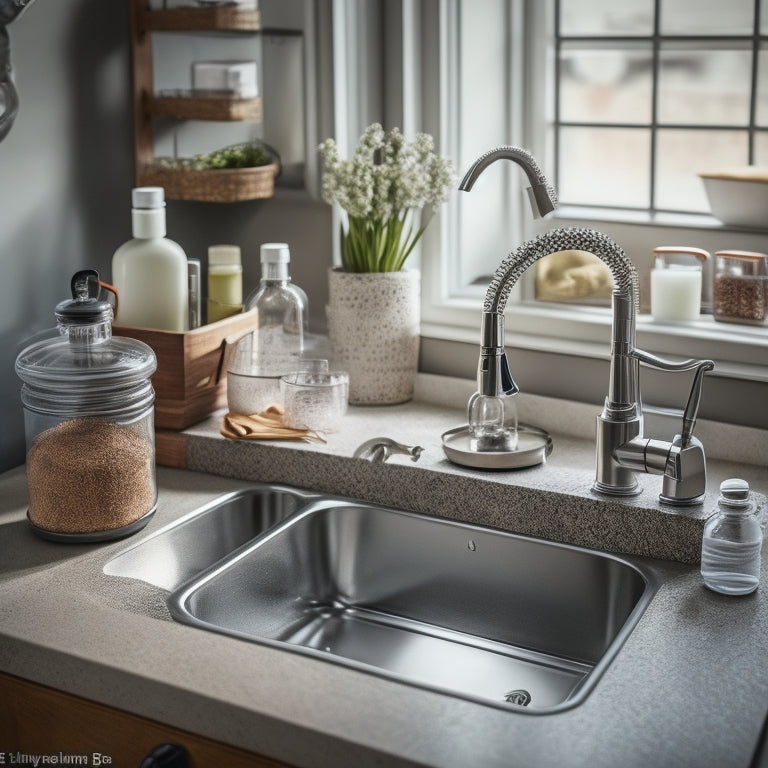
650;247;708;322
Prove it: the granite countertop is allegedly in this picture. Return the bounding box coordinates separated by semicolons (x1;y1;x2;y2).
183;375;768;565
1;377;768;767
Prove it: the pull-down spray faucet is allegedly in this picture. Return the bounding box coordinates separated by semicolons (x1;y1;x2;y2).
459;147;714;503
479;226;714;504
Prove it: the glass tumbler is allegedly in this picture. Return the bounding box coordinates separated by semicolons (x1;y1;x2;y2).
280;371;349;432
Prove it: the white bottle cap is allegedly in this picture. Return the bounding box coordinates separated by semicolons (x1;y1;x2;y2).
132;187;165;209
719;478;750;505
260;242;290;264
208;244;242;267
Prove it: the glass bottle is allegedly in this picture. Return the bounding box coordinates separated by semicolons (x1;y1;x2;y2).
15;270;158;541
701;478;762;596
242;242;305;376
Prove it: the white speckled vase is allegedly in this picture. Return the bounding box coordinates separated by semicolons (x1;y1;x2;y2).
326;268;420;405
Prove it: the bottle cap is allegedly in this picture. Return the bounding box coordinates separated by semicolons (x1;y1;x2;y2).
260;242;290;264
208;244;242;267
132;187;165;209
719;478;751;506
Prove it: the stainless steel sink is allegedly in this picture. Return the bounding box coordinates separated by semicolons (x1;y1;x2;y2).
167;499;657;713
104;485;320;591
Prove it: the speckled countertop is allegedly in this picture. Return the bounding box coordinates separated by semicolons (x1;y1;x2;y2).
1;376;768;767
184;374;768;564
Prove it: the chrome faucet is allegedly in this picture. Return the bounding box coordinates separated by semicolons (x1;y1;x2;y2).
475;226;714;505
459;146;558;219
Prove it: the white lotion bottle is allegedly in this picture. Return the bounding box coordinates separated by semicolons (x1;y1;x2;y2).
112;187;189;331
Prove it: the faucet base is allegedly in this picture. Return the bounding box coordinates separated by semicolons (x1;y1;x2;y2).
659;493;705;507
591;480;641;498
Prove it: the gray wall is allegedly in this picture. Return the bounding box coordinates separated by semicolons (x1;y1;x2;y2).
0;0;332;472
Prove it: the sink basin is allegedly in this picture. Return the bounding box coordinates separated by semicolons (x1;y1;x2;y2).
168;499;657;712
104;485;320;591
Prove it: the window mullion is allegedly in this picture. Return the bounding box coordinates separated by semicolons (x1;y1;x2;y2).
748;0;761;163
649;0;661;213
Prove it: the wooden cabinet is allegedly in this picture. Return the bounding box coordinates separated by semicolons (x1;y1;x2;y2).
130;0;278;202
0;672;293;767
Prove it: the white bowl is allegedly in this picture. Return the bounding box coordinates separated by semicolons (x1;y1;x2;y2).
699;168;768;228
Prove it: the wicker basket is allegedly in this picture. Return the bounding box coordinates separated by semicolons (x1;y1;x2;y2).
139;162;279;203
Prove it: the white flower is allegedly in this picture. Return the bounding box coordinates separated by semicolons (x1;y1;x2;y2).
318;124;455;222
318;123;456;272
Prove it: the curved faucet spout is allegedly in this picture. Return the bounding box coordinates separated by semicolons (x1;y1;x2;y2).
483;227;640;412
459;146;558;219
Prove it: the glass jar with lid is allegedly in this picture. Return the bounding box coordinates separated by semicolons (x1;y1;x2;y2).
15;270;158;541
713;250;768;326
650;246;709;322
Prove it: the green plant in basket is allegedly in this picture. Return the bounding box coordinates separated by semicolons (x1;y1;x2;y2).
152;143;273;171
318;123;455;273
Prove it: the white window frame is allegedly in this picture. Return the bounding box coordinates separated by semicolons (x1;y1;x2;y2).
418;0;768;385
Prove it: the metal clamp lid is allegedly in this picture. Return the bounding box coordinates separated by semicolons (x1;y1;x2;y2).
55;269;118;325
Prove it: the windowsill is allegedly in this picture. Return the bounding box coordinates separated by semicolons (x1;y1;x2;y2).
552;205;768;234
422;300;768;383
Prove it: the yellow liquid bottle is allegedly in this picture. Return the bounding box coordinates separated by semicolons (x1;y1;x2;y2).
207;244;243;323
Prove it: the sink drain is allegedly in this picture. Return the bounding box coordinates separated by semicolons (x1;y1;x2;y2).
504;689;531;706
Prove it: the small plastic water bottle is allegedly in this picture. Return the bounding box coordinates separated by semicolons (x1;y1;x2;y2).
701;479;762;596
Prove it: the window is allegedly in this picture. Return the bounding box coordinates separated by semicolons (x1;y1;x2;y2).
554;0;766;217
419;0;768;384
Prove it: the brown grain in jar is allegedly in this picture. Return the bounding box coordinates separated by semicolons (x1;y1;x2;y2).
713;250;768;326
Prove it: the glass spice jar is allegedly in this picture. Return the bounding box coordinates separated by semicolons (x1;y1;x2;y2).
15;270;158;542
713;250;768;326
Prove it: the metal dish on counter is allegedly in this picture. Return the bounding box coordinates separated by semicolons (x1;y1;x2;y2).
441;424;553;469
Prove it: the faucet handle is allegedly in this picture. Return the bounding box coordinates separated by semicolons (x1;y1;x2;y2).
680;360;715;446
660;358;713;505
632;349;714;443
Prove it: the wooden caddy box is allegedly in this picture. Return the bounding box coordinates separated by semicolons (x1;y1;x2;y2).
113;310;257;466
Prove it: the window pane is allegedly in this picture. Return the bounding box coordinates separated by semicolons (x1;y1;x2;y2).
660;0;754;35
655;129;749;212
560;43;653;123
757;46;768;127
535;251;613;305
754;131;768;163
657;45;752;126
559;0;653;36
558;127;650;207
